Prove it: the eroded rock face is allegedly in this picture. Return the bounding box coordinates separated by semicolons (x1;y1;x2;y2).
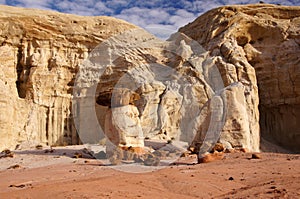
1;4;299;153
75;26;258;153
179;4;300;152
0;5;136;150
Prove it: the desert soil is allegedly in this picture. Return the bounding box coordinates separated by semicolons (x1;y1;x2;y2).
0;145;299;199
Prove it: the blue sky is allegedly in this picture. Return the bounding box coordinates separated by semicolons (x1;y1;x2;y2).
1;0;299;38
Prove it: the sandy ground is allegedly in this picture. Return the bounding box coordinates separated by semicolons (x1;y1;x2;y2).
0;145;299;199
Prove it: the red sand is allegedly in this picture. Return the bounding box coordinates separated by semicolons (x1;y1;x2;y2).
0;147;299;199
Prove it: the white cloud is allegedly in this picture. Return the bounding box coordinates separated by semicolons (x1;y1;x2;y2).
11;0;53;10
105;0;129;9
117;7;170;23
55;0;113;16
94;1;113;14
191;0;223;13
2;0;300;39
175;9;195;18
115;7;171;30
115;6;200;39
169;9;197;28
145;24;177;40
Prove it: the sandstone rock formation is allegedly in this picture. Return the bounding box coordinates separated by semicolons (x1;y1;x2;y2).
179;4;300;152
0;4;300;154
77;22;257;154
0;5;136;150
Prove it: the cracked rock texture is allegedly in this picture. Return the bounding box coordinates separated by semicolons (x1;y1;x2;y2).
180;4;300;152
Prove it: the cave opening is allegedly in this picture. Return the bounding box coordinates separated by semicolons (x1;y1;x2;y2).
16;45;26;98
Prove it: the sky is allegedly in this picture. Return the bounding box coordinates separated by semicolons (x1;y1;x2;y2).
0;0;299;39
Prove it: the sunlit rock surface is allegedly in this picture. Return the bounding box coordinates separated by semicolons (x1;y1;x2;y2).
1;4;300;153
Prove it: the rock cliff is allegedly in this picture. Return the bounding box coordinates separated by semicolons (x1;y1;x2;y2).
179;4;300;152
0;4;299;153
0;5;136;150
